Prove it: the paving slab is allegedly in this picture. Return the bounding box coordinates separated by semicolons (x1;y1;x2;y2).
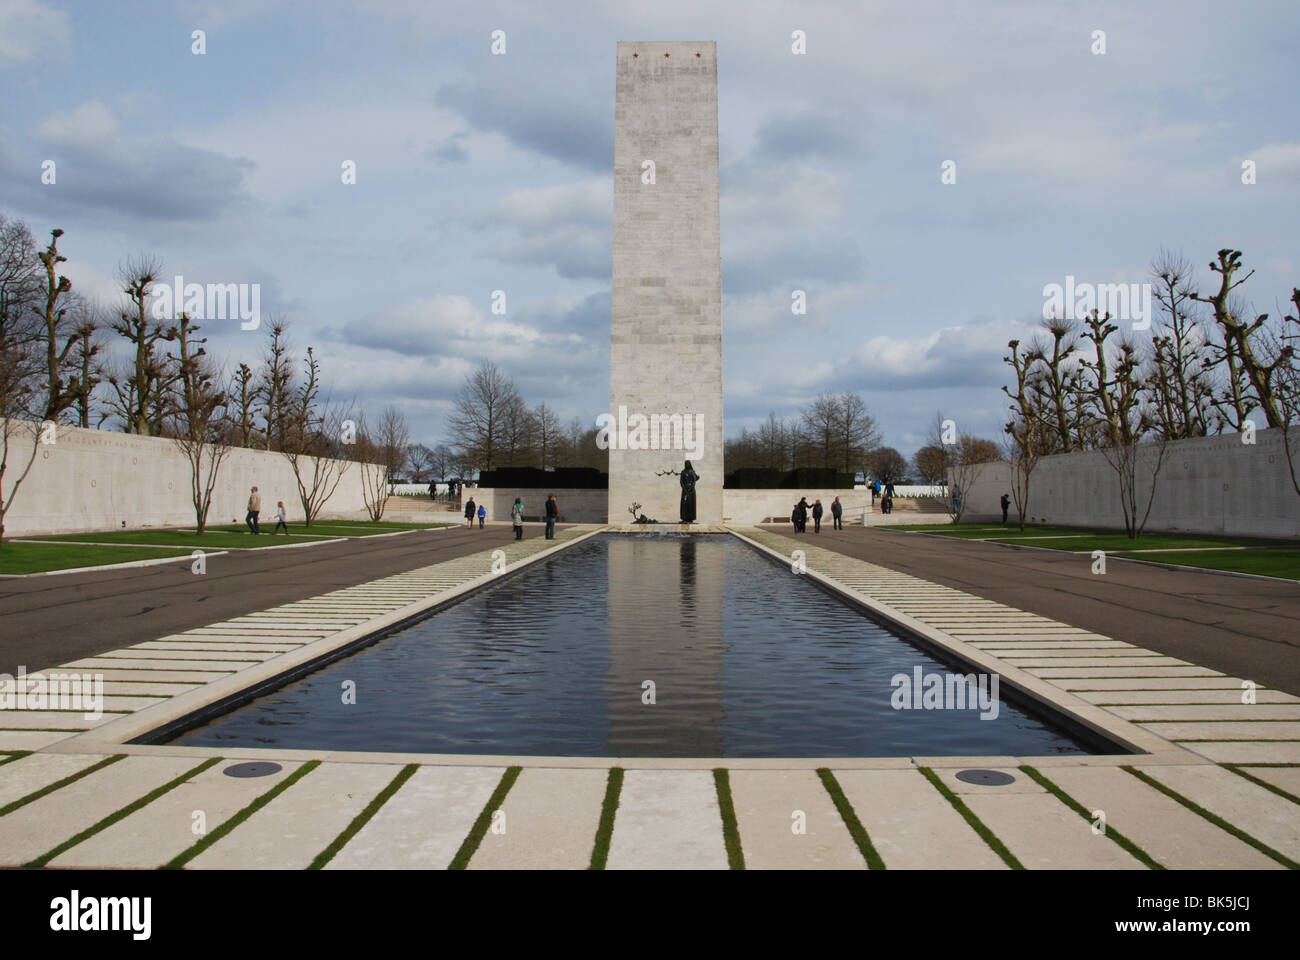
1231;766;1300;798
50;759;305;868
188;761;400;869
0;754;200;866
1028;666;1222;678
606;769;728;870
469;767;607;870
65;658;243;673
0;711;112;730
1132;763;1300;860
87;669;225;684
832;768;1006;869
1039;765;1282;869
0;730;79;750
1183;741;1300;764
726;769;865;869
1077;689;1298;705
326;765;501;869
1056;677;1248;691
0;752;106;808
960;789;1148;869
1146;721;1300;741
1110;705;1300;722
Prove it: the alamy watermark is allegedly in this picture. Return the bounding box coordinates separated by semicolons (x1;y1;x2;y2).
150;275;260;330
595;405;705;460
0;666;103;720
1042;276;1152;330
890;667;1000;720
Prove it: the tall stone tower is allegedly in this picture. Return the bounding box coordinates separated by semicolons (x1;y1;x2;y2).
609;41;724;524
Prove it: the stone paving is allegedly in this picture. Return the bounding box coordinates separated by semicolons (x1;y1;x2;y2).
1;526;1296;870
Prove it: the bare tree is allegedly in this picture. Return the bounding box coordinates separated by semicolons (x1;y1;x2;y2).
1097;337;1169;539
375;404;411;489
0;216;43;540
837;392;880;476
227;362;259;447
280;347;351;526
1002;339;1043;530
257;319;294;451
169;314;229;534
33;229;82;424
68;304;105;429
1192;249;1292;428
1146;250;1217;439
106;255;178;435
929;411;998;523
352;413;390;521
447;359;519;473
532;401;561;469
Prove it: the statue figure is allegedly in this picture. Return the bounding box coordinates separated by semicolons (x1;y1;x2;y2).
679;459;699;523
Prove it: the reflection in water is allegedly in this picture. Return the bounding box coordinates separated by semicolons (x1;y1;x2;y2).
605;535;724;756
170;535;1100;758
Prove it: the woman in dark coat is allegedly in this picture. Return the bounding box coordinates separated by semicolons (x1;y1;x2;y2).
680;460;699;523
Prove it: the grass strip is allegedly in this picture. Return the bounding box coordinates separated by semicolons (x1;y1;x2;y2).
713;769;745;870
589;767;624;870
448;766;522;870
308;764;418;870
1222;764;1300;807
917;766;1023;869
1019;765;1162;869
0;754;124;818
25;757;220;868
1123;766;1299;869
0;751;32;768
816;768;886;870
162;759;320;869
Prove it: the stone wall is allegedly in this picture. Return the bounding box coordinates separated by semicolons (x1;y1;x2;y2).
961;427;1300;538
468;488;608;524
721;490;874;526
1;421;376;536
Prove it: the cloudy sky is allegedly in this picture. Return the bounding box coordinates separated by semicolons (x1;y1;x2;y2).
1;0;1296;458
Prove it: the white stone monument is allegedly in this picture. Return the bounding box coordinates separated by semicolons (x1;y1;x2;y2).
608;41;724;525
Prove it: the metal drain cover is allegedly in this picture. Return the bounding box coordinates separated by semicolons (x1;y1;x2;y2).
955;769;1016;786
223;761;283;778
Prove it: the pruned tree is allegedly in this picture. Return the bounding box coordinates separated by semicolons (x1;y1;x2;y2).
68;304;105;429
34;229;81;424
1096;336;1169;539
169;314;229;534
257;319;294;451
1146;250;1216;439
106;255;178;435
227;362;259;447
280;347;351;526
1192;249;1292;428
1002;338;1044;531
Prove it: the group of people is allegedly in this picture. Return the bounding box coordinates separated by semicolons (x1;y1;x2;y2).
244;486;289;535
790;496;843;533
465;494;560;540
869;479;896;514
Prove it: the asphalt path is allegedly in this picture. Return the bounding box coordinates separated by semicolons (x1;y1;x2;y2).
0;523;559;674
768;524;1300;697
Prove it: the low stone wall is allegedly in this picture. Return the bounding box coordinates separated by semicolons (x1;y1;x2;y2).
1;420;376;536
962;427;1300;538
468;488;608;524
722;489;871;526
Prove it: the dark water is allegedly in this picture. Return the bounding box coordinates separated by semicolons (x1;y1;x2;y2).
170;535;1103;757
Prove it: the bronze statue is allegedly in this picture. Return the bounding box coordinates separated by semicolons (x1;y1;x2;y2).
679;460;698;523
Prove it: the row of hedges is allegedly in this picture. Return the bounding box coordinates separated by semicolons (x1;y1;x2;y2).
723;467;856;489
476;467;609;489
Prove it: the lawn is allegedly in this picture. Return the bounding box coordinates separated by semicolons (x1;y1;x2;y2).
892;522;1300;579
27;519;451;551
0;542;196;575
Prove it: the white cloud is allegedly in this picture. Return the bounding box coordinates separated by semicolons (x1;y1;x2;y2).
0;0;67;66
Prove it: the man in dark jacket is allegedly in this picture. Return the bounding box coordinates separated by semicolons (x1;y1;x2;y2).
812;499;824;533
796;497;810;533
464;497;475;527
545;493;558;539
831;496;843;530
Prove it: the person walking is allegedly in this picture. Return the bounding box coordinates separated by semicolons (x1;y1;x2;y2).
796;496;810;533
245;486;261;534
1000;493;1011;524
791;503;800;532
545;493;558;540
831;496;843;530
511;498;524;540
464;497;475;528
272;501;288;535
812;499;824;533
477;503;486;528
